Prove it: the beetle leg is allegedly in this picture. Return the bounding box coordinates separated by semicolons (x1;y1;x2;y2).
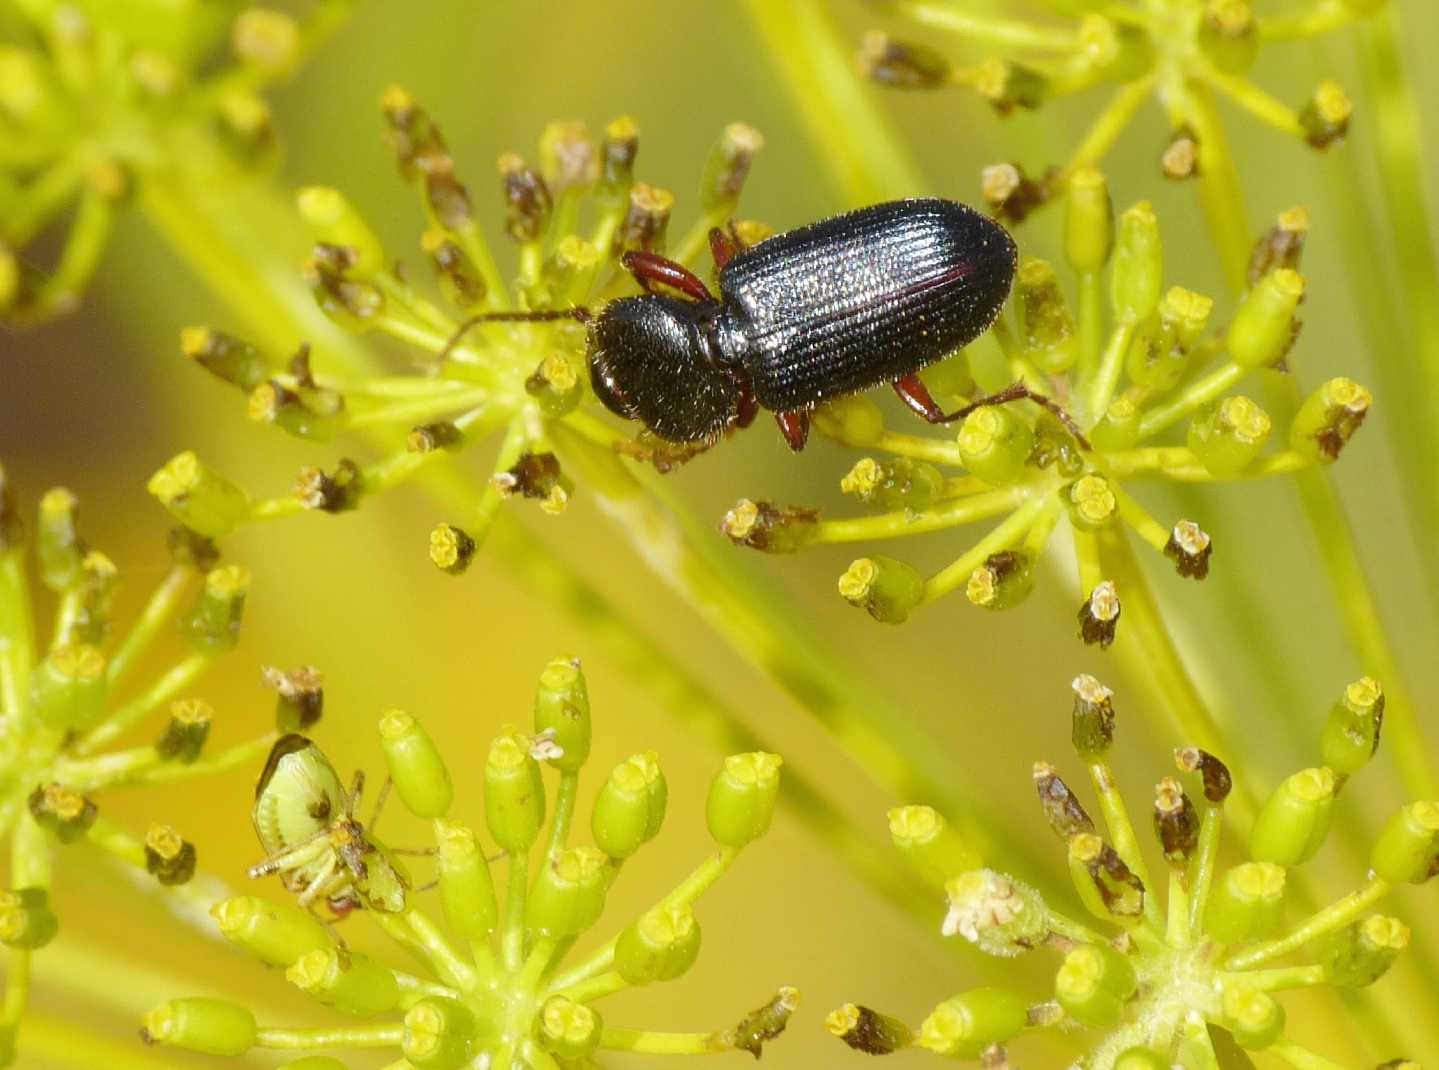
775;410;811;452
734;380;759;430
709;226;740;269
620;250;716;303
951;381;1092;450
892;373;950;423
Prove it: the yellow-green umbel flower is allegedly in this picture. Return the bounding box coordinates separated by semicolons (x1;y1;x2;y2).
0;467;279;1063
146;655;798;1066
826;672;1432;1069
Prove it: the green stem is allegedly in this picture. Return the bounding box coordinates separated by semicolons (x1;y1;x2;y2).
1220;964;1326;992
813;484;1029;543
1224;877;1390;971
551;969;627;1004
104;565;193;689
1186;804;1223;938
545;770;579;862
1268;1039;1354;1070
922;493;1050;603
78;651;212;754
1087;757;1164;933
599;1028;721;1055
256;1024;404;1049
503;849;529;972
0;550;35;723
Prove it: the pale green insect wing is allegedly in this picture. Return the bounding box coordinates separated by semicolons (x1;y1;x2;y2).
252;734;346;858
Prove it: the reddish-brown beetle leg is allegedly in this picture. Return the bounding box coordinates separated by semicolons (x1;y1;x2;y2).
775;410;811;452
892;373;949;423
709;226;740;270
734;380;759;429
620;250;716;303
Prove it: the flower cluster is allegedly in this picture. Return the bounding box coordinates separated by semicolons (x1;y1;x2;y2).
162;91;769;560
855;0;1381;222
824;673;1432;1069
0;462;286;1063
143;656;797;1067
722;177;1370;635
0;0;353;324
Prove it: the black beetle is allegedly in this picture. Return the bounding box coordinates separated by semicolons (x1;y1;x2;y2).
443;198;1083;452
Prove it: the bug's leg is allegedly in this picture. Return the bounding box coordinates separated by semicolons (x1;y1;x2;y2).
620;250;716;303
951;382;1093;450
346;769;366;821
709;226;740;270
734;380;759;430
248;831;330;878
437;306;592;363
369;776;392;830
775;410;811;452
892;373;950;423
389;846;440;856
297;856;338;908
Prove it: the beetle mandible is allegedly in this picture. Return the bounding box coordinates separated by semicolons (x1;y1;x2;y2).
442;198;1087;452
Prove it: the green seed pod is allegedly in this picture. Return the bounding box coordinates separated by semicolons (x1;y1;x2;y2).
1165;519;1214;579
1035;763;1095;839
838;556;925;625
264;665;324;732
1065;166;1113;273
210;895;332;967
1078;581;1121;649
888;805;981;885
614;182;671;255
1300;80;1352;150
1055;943;1137;1028
155;698;212;763
0;888;58;950
592;752;667;859
483;729;546;853
1228;269;1304;369
177;565;250;653
1090;397;1141;451
920;351;977;402
1014;258;1078;372
1249;767;1336;866
598;115;639;206
825;1003;913;1055
145;824;197;886
958;406;1034;486
1369;801;1439;884
942;870;1048;955
1289;377;1372;462
1205;862;1286;943
436;821;498;939
403;996;478;1070
840;457;943;513
1154;777;1200;864
538;995;602;1060
1071;674;1116;760
233;8;300;73
615;903;702;984
286;948;401;1017
540;236;601;309
147;452;251;538
858;31;952;90
1198;0;1259;74
1188;396;1272;476
30;643;107;731
813;395;886;447
296;187;385;276
1314;914;1409;987
247;373;348;444
1114;1047;1169;1070
1110;201;1163;322
1068;833;1145;922
378;709;452;819
1078;15;1155;81
28;783;97;843
1066;474;1118;531
525;352;584;418
915;988;1029;1059
1161;286;1215;350
141;998;256;1056
423;229;487;311
1321;677;1384;778
1221;985;1284;1049
526;846;610;937
706;752;783;847
975;57;1049;114
699;122;764;217
533;657;591;772
37;487;84;590
720;499;819;553
966;551;1034;611
429;523;476;576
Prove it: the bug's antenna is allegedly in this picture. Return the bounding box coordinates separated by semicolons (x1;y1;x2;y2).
437;307;592;363
369;776;393;831
952;382;1093;451
346;769;366;820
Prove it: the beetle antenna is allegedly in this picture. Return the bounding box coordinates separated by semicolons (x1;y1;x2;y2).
953;382;1092;451
437;307;592;363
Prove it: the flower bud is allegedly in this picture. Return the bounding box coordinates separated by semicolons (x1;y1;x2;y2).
916;988;1029;1058
1290;377;1371;462
839;556;925;625
1154;778;1199;864
0;888;58;949
141;998;256;1056
1066;474;1117;531
1078;581;1121;649
1300;80;1352;150
1034;763;1095;841
264;665;324;732
1065;167;1113;273
539;995;602;1060
1114;1047;1169;1070
287;947;401;1016
1071;674;1116;760
1321;677;1384;779
525;353;584;418
814;395;885;447
1228;269;1304;369
539;120;598;194
1069;834;1145;922
1090;397;1140;452
232;8;299;73
37;487;84;590
616;903;701;984
436;821;498;939
840;457;943;513
921;351;977;402
296;187;385;276
826;1004;913;1055
1188;396;1271;476
178;565;250;652
540;236;601;310
1250;767;1336;866
1248;206;1309;287
593;752;667;859
145;824;197;886
167;527;221;570
858;32;951;89
499;154;552;243
1078;15;1154;81
699;123;764;217
248;371;347;443
403;996;478;1070
211;895;332;967
297;456;366;511
966;551;1034;611
1012;259;1076;372
148;452;251;538
1221;985;1284;1049
151;699;211;764
1176;746;1233;803
1205;862;1286;943
721;499;819;553
28;783;97;843
1165;520;1212;579
729;987;800;1058
599;116;639;205
1054;943;1137;1028
889;806;981;885
1369;801;1439;884
30;643;107;731
305;245;384;330
379;709;453;819
942;870;1047;956
1315;914;1408;987
1160;126;1200;181
614;182;673;255
483;729;546;853
958;407;1034;486
707;752;783;847
1110;202;1162;322
1198;0;1258;73
527;846;610;937
975;57;1049;115
423;229;487;310
429;522;476;576
534;656;590;772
